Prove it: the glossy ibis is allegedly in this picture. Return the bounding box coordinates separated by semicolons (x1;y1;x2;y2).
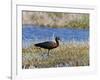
34;37;60;56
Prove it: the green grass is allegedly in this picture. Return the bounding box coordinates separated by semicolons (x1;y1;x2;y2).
22;42;89;69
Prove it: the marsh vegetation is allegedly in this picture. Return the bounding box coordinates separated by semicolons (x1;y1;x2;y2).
22;42;89;69
22;11;89;29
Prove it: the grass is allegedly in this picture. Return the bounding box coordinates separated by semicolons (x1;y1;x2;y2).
22;42;89;69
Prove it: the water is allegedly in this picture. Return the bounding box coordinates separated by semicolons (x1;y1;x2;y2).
22;25;89;48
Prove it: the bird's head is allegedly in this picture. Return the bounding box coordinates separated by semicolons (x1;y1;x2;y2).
55;36;61;41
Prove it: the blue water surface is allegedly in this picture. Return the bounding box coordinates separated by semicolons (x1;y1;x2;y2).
22;25;89;48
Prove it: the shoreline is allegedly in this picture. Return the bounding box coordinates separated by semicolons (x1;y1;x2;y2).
22;24;89;30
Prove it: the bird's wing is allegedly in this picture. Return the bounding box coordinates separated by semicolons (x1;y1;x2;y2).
35;41;55;48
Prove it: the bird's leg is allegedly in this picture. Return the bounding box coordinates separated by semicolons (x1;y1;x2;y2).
48;50;50;56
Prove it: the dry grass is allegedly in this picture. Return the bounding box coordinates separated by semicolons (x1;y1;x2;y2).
22;42;89;69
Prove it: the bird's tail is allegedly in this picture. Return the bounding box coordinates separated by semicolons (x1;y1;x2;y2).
34;44;39;47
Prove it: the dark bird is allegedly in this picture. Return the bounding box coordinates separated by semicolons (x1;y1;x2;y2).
34;37;60;56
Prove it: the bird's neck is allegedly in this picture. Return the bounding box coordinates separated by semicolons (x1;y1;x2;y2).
55;39;59;46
